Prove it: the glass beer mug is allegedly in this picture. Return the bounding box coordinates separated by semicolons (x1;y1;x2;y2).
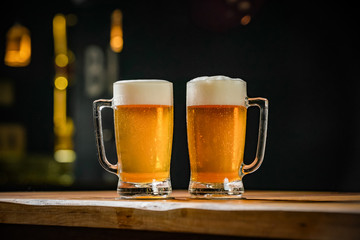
186;76;268;198
93;80;173;199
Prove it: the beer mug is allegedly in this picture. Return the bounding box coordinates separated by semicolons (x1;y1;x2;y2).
186;76;268;198
93;80;173;199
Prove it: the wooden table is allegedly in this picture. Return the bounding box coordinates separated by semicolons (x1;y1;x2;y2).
0;190;359;240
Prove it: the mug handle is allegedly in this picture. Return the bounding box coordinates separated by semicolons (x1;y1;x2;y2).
241;97;269;176
93;99;118;175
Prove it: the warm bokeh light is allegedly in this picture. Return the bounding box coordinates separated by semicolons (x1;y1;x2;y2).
54;76;68;90
53;88;67;129
53;13;74;155
110;36;123;52
240;15;251;25
110;9;123;53
54;117;75;151
55;54;69;67
53;14;67;56
54;149;76;163
4;24;31;67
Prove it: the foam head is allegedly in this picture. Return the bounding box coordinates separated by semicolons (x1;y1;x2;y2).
113;80;173;106
187;76;247;106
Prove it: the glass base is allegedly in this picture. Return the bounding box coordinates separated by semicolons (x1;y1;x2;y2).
189;179;244;199
117;179;172;199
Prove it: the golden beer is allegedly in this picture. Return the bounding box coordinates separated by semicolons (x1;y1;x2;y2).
187;105;247;183
94;79;173;198
114;104;173;183
186;75;268;198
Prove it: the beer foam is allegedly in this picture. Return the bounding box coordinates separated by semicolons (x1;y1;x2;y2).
187;76;247;106
113;80;173;106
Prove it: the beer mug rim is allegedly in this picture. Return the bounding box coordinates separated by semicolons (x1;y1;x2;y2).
186;75;247;106
113;79;173;106
187;75;246;84
114;79;172;85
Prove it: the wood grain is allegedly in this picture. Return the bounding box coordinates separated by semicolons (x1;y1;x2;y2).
0;190;359;240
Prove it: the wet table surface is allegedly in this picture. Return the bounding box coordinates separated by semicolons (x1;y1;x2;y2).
0;190;360;240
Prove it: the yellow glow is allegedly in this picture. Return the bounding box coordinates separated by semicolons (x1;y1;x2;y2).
241;15;251;25
54;118;75;150
53;13;74;155
110;9;123;52
54;88;67;128
53;14;67;56
4;24;31;67
55;54;69;67
110;35;123;51
54;149;76;163
55;76;68;90
59;174;74;185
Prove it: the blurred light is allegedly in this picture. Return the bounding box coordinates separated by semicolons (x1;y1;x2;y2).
111;36;123;52
53;14;67;56
4;24;31;67
55;76;68;90
66;14;78;26
53;13;68;129
59;174;74;185
53;13;75;158
103;129;113;141
110;9;123;53
53;13;74;155
55;54;69;67
54;149;76;163
0;81;14;106
84;45;105;97
53;88;67;128
241;15;251;25
67;50;75;64
54;118;75;151
238;1;250;11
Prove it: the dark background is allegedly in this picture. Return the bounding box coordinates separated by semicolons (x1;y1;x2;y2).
0;0;359;191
